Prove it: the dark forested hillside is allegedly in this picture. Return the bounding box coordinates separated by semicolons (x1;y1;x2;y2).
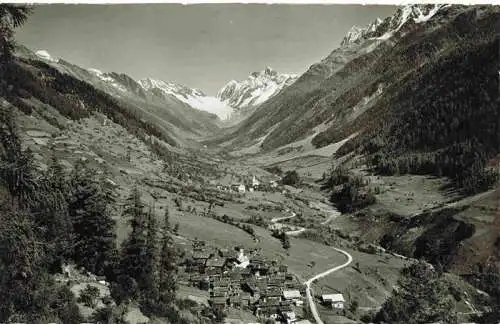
2;57;180;146
339;26;500;194
311;6;500;194
216;5;499;187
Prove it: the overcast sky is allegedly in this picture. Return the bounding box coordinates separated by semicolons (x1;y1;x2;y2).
16;4;396;95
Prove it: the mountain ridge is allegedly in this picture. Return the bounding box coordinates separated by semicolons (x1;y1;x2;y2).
217;66;298;109
33;48;297;122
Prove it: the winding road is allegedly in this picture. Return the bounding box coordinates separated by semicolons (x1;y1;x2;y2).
271;202;353;323
270;202;341;236
270;211;307;236
305;247;353;324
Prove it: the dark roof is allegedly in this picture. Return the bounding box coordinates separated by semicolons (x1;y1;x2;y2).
213;281;230;288
229;296;241;302
212;286;229;292
270;274;286;280
262;288;283;297
210;297;227;305
206;258;226;268
193;251;211;259
256;299;291;308
241;294;251;300
223;249;240;259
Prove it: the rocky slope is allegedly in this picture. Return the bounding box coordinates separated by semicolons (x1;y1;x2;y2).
139;78;233;120
211;4;475;150
217;67;298;121
23;47;223;146
340;4;443;46
32;50;300;123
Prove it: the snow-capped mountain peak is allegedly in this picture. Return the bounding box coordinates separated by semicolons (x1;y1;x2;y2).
140;78;233;120
340;4;445;46
87;67;128;92
217;67;298;110
35;50;58;63
29;49;288;121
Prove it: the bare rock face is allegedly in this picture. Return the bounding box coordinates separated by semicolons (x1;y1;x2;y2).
340;4;446;47
217;67;298;110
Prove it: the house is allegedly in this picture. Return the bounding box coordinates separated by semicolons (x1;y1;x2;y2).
254;300;291;318
242;278;268;299
322;293;345;310
261;288;283;300
282;290;301;301
234;249;250;269
252;175;260;188
282;311;296;324
218;248;239;259
211;287;229;298
249;257;270;275
211;277;231;290
192;250;211;265
228;295;242;308
228;270;243;284
238;184;246;193
210;297;227;311
240;293;252;309
205;257;226;275
267;276;286;289
189;273;202;286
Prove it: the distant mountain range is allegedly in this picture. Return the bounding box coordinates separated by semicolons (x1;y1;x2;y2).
211;4;477;150
217;67;298;122
33;49;296;122
24;47;222;147
340;4;443;46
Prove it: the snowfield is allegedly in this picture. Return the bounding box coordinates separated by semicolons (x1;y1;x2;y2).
140;78;234;120
35;49;58;62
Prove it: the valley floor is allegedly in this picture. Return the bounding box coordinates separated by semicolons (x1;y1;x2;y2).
16;105;495;323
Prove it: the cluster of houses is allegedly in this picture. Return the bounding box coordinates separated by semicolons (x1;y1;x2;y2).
215;175;280;194
178;244;322;323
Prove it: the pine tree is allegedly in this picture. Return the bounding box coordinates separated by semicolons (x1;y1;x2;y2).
0;5;32;93
68;164;117;275
125;187;146;229
144;207;159;300
282;234;291;250
173;223;180;236
157;208;178;309
0;107;37;208
376;261;457;324
119;187;149;298
0;208;45;321
35;158;73;270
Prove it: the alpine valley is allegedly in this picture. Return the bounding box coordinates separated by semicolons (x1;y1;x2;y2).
0;4;498;324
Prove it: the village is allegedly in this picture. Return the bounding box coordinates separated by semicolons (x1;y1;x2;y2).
177;239;347;324
214;175;280;194
174;174;347;324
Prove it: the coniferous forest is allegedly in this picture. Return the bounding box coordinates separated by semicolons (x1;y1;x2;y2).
0;6;186;322
362;38;499;194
